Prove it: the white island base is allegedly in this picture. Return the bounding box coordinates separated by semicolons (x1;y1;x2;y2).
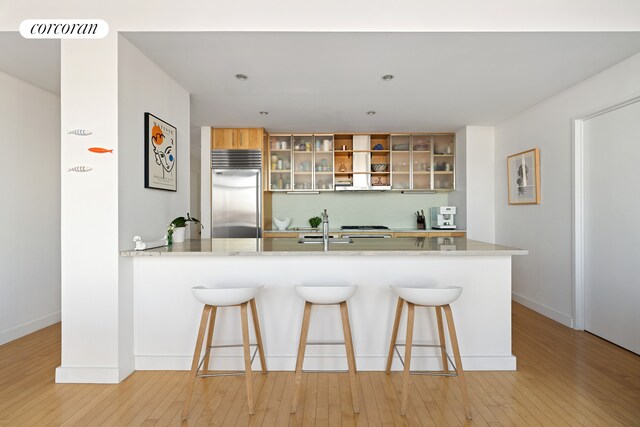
131;239;521;373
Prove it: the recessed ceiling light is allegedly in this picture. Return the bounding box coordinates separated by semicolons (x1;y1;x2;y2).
259;111;269;115
235;73;248;80
367;111;376;115
381;74;394;81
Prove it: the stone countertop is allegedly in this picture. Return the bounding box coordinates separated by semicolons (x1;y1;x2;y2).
121;237;526;257
266;228;466;233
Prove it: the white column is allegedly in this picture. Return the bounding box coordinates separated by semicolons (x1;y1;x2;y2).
466;126;496;243
56;34;132;383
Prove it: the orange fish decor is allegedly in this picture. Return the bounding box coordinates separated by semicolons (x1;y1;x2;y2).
88;147;113;154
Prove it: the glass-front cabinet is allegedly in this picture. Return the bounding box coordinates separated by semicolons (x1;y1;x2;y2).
390;133;455;191
270;134;334;192
269;135;292;191
391;134;411;190
313;134;334;191
292;135;314;190
411;134;432;190
269;132;454;192
432;134;455;191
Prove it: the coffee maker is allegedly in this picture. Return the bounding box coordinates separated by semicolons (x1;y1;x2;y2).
430;206;456;229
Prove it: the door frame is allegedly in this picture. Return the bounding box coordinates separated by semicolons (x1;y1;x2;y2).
572;94;640;330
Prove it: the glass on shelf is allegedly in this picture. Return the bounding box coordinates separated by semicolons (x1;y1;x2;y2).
314;135;333;152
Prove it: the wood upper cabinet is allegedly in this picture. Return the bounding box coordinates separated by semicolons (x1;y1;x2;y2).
212;128;265;150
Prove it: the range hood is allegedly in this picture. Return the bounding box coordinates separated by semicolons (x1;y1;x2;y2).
336;135;390;191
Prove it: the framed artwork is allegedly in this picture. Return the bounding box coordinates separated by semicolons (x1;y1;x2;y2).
507;148;540;205
144;113;177;191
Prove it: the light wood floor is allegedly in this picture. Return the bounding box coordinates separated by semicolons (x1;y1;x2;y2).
1;303;638;426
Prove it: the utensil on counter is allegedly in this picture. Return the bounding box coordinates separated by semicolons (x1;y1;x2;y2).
416;210;426;230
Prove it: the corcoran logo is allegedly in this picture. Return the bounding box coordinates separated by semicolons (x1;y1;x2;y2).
19;19;109;39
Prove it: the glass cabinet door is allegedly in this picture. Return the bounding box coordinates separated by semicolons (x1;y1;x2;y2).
292;135;314;191
391;134;411;190
269;135;291;191
433;134;455;190
313;134;334;191
411;134;432;190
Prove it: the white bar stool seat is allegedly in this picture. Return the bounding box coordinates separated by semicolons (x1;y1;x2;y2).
386;285;472;419
182;285;267;420
291;285;360;414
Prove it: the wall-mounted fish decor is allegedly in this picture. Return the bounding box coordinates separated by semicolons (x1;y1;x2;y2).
68;166;93;172
88;147;113;154
68;129;93;136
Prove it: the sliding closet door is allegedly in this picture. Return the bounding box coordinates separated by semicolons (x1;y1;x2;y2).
583;100;640;354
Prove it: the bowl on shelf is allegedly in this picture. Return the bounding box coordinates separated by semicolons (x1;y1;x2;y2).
371;164;388;172
273;217;292;230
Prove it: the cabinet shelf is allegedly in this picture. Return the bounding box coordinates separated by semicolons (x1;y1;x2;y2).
434;171;454;174
271;169;291;173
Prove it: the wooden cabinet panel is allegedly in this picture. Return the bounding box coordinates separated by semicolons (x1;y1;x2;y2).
212;128;265;150
428;231;465;237
212;128;236;149
238;128;263;150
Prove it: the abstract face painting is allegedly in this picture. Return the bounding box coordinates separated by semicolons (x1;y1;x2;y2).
151;124;175;176
145;113;177;191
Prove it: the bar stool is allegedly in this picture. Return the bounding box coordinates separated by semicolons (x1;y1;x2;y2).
182;285;267;420
291;285;360;414
385;285;472;419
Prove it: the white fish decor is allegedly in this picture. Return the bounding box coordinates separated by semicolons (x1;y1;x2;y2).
67;129;93;136
68;166;93;172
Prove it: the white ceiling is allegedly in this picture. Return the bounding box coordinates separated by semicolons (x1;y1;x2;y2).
123;31;640;133
0;32;59;95
1;31;640;135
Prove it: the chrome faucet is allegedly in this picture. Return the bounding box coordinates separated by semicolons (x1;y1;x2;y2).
322;209;329;251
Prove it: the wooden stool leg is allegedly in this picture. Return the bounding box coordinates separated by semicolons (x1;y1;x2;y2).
443;304;472;420
182;305;212;420
340;301;360;414
400;302;415;416
202;306;217;373
291;301;312;414
435;306;449;373
241;302;255;415
385;297;404;374
249;298;267;374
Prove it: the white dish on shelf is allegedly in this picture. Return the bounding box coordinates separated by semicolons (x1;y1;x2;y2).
273;217;292;230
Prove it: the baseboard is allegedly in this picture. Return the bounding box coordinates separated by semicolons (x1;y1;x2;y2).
512;292;573;327
0;311;61;345
55;365;134;384
135;354;516;371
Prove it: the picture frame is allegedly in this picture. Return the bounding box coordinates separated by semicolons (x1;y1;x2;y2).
144;112;177;191
507;148;540;205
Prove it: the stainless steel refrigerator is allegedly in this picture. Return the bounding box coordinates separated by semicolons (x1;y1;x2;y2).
211;150;262;238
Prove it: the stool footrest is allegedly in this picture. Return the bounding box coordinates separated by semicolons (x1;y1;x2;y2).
306;341;346;346
196;343;259;376
393;343;458;376
197;370;247;378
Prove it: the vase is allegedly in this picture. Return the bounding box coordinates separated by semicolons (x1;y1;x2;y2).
173;226;186;243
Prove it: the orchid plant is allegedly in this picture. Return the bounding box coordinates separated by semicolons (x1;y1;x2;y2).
167;213;202;245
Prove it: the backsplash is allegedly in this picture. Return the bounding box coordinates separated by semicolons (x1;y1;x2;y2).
271;192;450;229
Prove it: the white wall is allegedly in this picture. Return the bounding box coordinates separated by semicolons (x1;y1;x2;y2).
495;51;640;327
0;70;60;345
118;35;190;250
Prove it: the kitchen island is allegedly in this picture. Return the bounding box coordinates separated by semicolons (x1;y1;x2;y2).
122;237;526;372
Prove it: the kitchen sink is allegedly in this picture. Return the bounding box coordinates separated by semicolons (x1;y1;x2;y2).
297;237;354;244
